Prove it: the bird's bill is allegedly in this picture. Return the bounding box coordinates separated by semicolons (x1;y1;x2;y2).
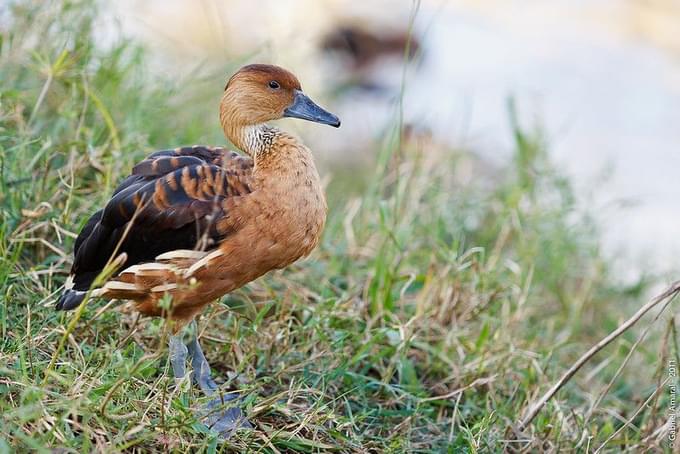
283;90;341;127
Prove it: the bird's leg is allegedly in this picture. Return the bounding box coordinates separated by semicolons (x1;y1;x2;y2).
185;319;252;437
186;330;218;393
169;333;189;382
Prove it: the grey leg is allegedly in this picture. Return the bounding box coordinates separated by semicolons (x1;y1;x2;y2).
184;320;252;437
187;333;218;393
169;334;189;379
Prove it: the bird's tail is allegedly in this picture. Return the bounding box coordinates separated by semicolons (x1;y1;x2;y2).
55;253;130;311
55;288;88;311
55;275;88;311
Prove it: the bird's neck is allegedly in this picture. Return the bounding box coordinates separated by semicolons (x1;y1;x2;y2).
224;123;275;157
224;122;313;172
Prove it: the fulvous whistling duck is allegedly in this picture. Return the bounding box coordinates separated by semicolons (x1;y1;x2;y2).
56;64;340;436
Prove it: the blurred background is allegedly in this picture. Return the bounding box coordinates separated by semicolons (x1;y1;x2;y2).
105;0;680;280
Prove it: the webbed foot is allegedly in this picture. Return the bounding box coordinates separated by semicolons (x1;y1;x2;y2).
201;392;252;438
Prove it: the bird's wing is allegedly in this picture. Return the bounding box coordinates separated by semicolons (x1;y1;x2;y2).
57;146;253;309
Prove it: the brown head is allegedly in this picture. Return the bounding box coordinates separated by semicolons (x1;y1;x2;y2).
220;64;340;146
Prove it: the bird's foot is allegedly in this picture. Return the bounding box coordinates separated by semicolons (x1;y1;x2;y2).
199;392;252;438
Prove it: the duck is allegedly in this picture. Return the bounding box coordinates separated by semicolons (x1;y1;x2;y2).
322;24;420;71
55;64;340;437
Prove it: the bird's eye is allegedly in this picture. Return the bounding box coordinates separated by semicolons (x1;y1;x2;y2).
268;80;281;89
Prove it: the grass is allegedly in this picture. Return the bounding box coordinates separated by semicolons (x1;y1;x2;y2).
0;0;677;452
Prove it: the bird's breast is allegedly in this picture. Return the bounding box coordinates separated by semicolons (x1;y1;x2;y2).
246;164;326;267
265;179;326;263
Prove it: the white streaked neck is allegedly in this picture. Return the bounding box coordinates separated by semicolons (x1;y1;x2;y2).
235;123;280;157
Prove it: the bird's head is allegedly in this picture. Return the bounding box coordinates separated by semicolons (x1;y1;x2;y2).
220;64;340;130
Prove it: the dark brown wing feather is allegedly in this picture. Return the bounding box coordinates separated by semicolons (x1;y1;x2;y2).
56;146;253;309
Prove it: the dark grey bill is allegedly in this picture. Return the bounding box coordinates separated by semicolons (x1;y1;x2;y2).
283;90;341;127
